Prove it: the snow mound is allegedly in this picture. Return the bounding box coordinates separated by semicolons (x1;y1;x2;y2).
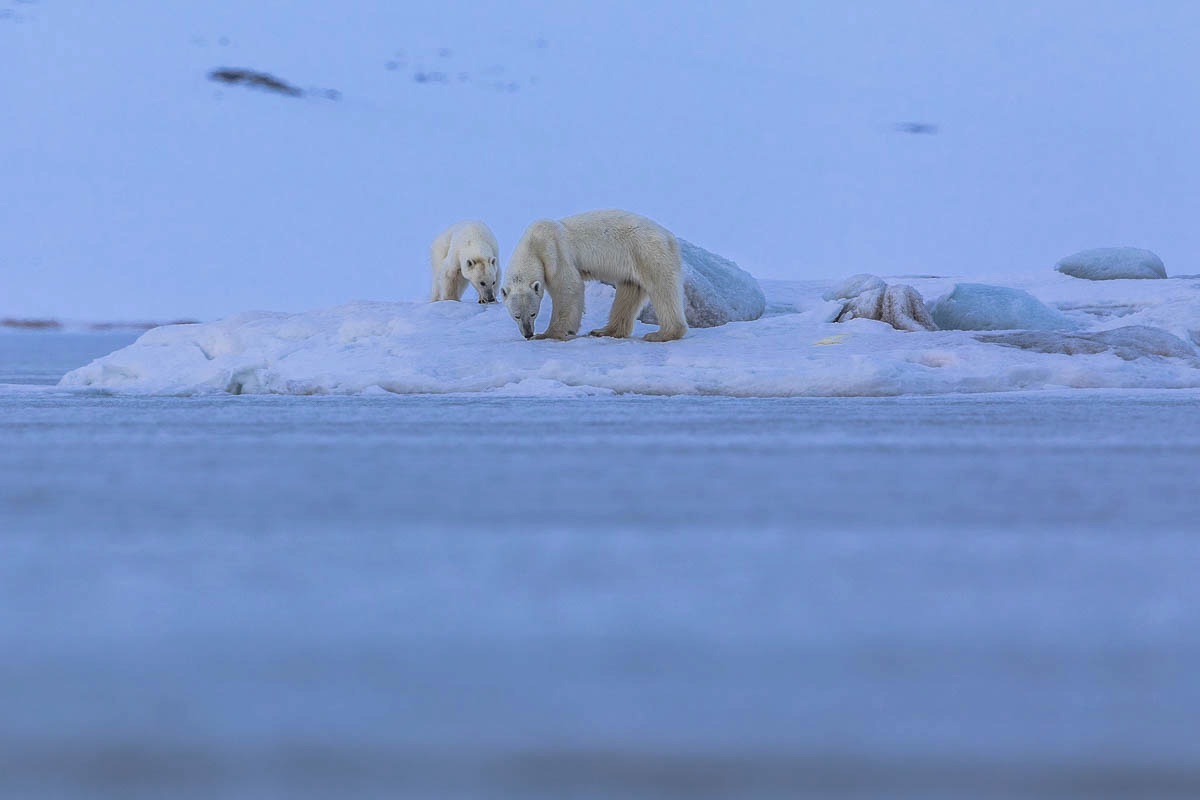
58;278;1200;398
639;239;765;328
823;273;887;301
835;282;937;332
930;283;1078;331
1056;247;1167;280
978;326;1197;362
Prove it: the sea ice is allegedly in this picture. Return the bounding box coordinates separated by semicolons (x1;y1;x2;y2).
58;276;1200;397
977;326;1197;362
929;283;1078;331
639;239;766;328
1056;247;1167;281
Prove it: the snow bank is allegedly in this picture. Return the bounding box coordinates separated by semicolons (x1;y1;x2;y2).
639;239;765;328
59;276;1200;398
1056;247;1167;280
930;283;1078;331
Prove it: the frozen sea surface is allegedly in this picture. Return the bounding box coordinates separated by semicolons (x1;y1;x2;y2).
4;334;1200;799
59;276;1200;397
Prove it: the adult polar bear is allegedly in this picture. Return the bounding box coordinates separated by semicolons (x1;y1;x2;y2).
500;209;688;342
430;220;501;304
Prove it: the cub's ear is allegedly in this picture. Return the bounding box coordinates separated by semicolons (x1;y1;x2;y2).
531;280;542;294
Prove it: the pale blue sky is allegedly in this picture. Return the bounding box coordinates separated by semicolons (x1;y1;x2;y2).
2;1;1198;318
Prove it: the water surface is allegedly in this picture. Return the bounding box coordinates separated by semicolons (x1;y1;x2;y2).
2;333;1199;799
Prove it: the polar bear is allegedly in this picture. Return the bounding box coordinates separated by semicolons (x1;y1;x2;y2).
500;209;687;342
430;220;501;303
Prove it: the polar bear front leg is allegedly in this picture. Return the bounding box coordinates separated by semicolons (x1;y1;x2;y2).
432;270;458;302
534;272;584;340
434;259;468;302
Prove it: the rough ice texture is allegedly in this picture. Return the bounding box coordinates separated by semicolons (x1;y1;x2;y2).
823;273;887;301
977;326;1197;362
639;239;765;328
1056;247;1167;280
930;283;1078;331
835;283;937;332
58;275;1200;398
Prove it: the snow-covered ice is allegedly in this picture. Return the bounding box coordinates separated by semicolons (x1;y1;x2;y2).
929;283;1079;331
1056;247;1168;281
823;273;888;301
638;239;766;328
831;277;937;332
977;326;1198;361
58;274;1200;397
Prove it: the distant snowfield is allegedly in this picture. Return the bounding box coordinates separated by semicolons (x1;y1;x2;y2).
59;274;1200;397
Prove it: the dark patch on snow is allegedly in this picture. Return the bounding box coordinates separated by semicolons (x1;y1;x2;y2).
1;318;61;330
209;68;305;97
894;122;939;135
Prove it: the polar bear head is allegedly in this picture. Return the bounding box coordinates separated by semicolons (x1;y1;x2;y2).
461;256;500;304
500;279;543;339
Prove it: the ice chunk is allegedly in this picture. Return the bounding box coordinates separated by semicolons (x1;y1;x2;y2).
836;284;936;332
930;283;1077;331
823;273;887;301
639;239;765;328
836;288;884;323
1056;247;1167;280
978;326;1197;361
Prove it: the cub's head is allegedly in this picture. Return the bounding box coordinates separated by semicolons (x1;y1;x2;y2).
461;256;499;304
500;278;543;339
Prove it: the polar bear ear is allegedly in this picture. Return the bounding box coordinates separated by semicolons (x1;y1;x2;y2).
531;280;542;294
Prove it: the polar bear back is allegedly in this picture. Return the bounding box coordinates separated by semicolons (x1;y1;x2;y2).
558;209;679;285
438;220;498;264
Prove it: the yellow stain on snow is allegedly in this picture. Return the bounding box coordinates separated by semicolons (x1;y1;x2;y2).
812;335;847;346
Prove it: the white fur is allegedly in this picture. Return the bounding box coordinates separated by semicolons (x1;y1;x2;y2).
500;209;688;342
429;220;501;304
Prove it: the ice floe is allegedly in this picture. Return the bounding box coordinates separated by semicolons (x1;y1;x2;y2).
59;274;1200;397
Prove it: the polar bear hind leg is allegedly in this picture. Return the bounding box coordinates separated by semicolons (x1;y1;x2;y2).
640;269;688;342
589;282;647;338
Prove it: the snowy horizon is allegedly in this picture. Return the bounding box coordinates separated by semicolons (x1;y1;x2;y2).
3;0;1199;319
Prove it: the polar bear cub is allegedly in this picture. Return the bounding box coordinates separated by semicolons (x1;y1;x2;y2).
500;209;687;342
430;220;501;303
